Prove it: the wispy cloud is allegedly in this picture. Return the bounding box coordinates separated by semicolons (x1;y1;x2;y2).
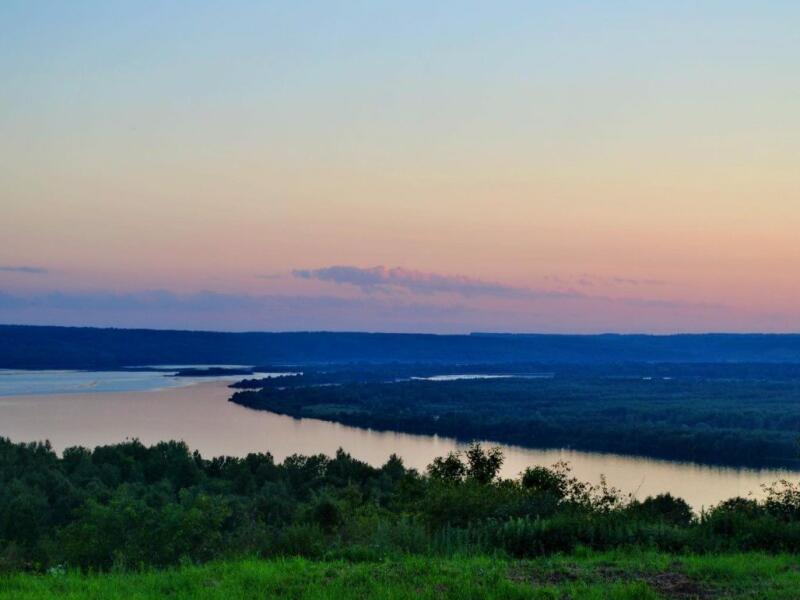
0;265;48;274
545;274;666;288
0;290;293;312
290;265;721;316
293;265;576;299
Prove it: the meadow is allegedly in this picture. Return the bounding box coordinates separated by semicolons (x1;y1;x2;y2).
3;553;800;599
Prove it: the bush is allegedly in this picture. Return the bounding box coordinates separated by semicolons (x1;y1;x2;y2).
628;494;693;527
271;523;326;558
308;496;343;533
493;516;585;557
2;438;800;571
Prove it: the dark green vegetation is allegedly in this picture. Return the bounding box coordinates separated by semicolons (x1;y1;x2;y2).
231;362;800;390
3;438;800;577
5;553;800;599
7;324;800;368
232;375;800;468
172;367;258;378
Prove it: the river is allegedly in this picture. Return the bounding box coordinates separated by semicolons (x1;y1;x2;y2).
0;370;797;510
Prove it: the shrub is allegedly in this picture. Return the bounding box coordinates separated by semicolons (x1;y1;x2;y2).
628;494;694;527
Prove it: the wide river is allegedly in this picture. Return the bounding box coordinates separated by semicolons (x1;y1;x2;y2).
1;369;797;510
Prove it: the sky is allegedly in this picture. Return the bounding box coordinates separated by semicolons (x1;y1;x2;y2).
1;1;798;333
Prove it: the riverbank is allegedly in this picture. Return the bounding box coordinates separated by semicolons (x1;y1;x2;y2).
0;374;797;508
3;553;799;599
230;376;800;470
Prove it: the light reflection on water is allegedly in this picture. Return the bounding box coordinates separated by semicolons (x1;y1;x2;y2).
414;374;553;381
0;368;288;396
0;376;797;510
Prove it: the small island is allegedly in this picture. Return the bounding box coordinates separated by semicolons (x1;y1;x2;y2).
172;367;255;377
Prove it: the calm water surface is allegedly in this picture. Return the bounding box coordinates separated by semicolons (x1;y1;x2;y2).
0;367;285;396
0;371;797;510
414;374;553;381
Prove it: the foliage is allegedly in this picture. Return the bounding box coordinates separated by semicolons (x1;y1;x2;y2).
232;375;800;468
11;323;800;368
2;438;800;572
427;444;503;485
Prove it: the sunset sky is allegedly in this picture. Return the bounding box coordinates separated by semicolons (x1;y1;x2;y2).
1;2;798;332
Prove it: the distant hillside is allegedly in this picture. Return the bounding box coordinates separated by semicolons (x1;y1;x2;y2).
2;324;800;368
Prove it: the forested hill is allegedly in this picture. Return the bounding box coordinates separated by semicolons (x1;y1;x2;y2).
3;324;800;368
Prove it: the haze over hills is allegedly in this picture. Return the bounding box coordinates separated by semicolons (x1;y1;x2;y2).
3;324;800;369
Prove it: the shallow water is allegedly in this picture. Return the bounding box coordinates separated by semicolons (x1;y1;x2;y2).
0;374;797;510
0;368;286;396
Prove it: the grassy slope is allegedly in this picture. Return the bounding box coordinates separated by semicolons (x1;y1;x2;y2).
2;553;800;600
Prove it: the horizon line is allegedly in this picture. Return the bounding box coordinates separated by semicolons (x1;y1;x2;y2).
2;323;800;337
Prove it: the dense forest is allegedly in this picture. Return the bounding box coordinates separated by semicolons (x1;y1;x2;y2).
3;438;800;574
232;374;800;468
231;361;800;389
7;324;800;368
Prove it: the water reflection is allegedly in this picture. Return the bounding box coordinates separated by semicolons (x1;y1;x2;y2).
0;380;796;510
0;368;288;396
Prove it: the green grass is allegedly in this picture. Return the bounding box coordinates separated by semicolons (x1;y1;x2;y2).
2;552;800;599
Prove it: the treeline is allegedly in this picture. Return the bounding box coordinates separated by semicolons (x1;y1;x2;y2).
2;438;800;572
232;361;800;390
231;377;800;468
8;324;800;368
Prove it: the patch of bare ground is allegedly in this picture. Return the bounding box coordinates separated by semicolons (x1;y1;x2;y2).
507;564;581;585
640;571;715;600
508;562;716;599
